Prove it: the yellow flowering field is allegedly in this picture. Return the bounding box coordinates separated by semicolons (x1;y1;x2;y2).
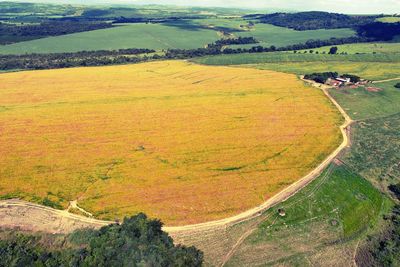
0;61;342;225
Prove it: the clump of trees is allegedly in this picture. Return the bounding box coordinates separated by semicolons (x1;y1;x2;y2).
329;46;338;54
246;12;378;30
304;72;338;83
342;74;361;83
214;37;258;46
389;183;400;199
0;213;203;266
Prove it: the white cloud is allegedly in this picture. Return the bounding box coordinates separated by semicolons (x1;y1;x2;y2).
3;0;400;14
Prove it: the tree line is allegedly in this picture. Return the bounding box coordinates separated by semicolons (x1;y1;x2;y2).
0;213;203;267
0;36;375;71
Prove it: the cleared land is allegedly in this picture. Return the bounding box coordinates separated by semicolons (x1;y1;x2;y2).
0;61;342;225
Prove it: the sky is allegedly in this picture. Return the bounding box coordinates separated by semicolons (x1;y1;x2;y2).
4;0;400;14
133;0;400;14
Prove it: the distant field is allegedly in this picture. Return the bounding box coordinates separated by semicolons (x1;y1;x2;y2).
0;61;342;225
194;52;400;65
194;53;400;80
225;164;387;266
376;17;400;23
0;23;220;54
251;62;400;81
191;19;356;47
233;24;355;48
329;80;400;120
298;42;400;54
0;19;356;54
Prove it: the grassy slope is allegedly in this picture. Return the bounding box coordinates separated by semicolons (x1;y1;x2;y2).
329;80;400;120
234;24;355;48
0;23;219;54
344;113;400;195
226;164;388;266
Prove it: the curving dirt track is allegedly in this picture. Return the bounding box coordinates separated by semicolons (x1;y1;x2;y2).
0;77;352;236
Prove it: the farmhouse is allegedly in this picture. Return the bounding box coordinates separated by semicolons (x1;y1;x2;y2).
335;77;351;83
328;79;343;87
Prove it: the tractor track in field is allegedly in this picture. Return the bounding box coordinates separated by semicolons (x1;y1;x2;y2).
0;77;352;246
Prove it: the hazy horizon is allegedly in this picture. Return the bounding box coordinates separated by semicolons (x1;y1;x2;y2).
2;0;400;14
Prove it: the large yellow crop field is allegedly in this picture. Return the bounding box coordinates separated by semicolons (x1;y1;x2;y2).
0;61;342;225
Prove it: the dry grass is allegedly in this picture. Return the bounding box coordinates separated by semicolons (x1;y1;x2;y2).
0;61;342;225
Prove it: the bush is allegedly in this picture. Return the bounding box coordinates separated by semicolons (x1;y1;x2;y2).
304;72;338;83
395;83;400;89
342;74;361;83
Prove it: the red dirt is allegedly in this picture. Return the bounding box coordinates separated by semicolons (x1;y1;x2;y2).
365;87;382;92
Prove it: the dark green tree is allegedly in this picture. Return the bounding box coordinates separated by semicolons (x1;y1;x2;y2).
329;46;338;54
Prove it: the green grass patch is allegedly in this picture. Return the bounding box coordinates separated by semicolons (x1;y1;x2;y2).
225;164;386;266
256;165;383;239
343;113;400;193
233;24;355;48
329;80;400;120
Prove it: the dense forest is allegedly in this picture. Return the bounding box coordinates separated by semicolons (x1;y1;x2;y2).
0;214;203;267
0;21;112;45
246;12;378;30
357;22;400;41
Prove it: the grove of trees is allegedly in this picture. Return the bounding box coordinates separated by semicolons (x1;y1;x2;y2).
0;213;203;267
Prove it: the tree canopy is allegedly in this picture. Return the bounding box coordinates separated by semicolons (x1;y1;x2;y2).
0;213;203;267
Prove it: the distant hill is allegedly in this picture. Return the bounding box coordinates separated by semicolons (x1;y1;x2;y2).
245;12;378;31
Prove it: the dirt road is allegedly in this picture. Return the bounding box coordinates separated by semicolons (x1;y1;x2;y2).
0;77;352;236
372;77;400;83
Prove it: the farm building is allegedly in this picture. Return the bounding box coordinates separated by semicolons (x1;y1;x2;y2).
335;77;351;83
327;78;343;87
